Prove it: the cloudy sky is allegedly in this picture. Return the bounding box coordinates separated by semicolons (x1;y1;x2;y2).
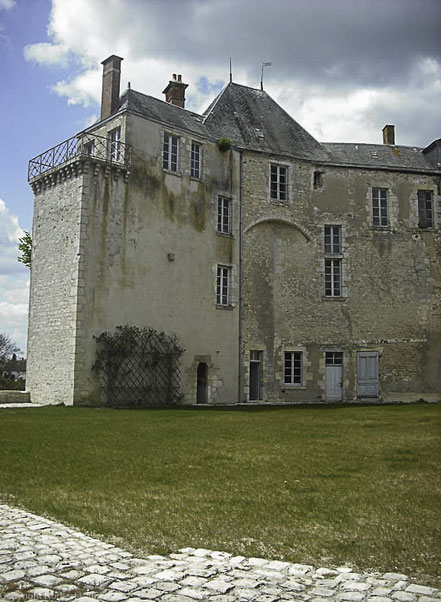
1;0;440;354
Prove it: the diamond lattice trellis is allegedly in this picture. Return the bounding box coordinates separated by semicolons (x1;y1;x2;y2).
93;326;183;407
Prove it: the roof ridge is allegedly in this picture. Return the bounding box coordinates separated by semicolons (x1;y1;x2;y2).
202;83;231;122
324;141;423;150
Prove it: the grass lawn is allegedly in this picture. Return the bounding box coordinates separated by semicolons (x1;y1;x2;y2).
0;404;440;587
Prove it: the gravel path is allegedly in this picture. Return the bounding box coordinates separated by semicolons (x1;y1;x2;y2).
0;504;439;601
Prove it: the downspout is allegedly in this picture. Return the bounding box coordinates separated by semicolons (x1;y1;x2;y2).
238;150;243;403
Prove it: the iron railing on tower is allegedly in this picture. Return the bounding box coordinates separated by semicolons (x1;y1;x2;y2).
28;132;131;181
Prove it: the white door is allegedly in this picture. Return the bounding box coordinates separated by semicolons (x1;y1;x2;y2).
357;351;379;397
325;352;343;400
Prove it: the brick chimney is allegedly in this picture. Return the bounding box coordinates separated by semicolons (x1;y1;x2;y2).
162;74;188;108
382;124;395;145
101;55;123;120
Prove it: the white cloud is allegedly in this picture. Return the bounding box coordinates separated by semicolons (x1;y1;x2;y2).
23;42;70;67
0;198;29;354
0;198;23;246
22;0;441;147
0;0;15;11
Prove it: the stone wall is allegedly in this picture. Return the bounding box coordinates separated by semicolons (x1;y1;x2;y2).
241;152;441;402
27;111;440;406
71;112;241;405
27;161;88;405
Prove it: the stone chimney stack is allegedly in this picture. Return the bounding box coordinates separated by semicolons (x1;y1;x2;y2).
382;124;395;145
162;74;188;108
101;55;123;120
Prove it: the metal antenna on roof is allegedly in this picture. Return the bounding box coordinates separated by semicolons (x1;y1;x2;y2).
229;57;232;83
260;61;272;91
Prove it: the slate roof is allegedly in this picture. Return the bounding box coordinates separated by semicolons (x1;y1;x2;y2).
119;83;440;173
203;83;330;162
323;142;439;173
119;89;210;138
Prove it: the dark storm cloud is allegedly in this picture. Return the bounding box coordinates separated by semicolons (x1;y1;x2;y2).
127;0;441;88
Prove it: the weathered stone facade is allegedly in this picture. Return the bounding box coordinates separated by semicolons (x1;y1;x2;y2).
27;57;441;405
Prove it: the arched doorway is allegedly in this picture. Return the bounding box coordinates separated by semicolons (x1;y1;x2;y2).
196;362;208;404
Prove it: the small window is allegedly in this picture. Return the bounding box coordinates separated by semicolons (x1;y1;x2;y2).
270;164;287;201
191;142;202;178
325;259;341;297
163;133;179;172
82;139;95;156
216;265;230;306
372;188;388;227
313;170;323;188
325;351;343;365
324;225;341;254
109;127;121;162
217;197;232;235
284;351;302;385
418;190;434;228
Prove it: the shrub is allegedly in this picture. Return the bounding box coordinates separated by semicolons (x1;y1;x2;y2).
217;137;232;152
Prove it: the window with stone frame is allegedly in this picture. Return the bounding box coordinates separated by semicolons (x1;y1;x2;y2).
217;196;232;235
372;188;388;227
324;225;341;254
216;265;231;306
313;170;324;188
108;127;121;162
324;259;341;297
270;164;288;201
284;351;302;385
418;190;434;228
191;141;202;178
163;133;179;172
324;225;342;297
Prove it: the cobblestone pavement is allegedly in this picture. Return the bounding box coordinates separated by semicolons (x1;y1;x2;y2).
1;505;440;602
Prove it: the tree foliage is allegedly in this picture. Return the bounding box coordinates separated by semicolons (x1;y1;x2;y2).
0;375;25;391
18;231;32;269
0;333;21;366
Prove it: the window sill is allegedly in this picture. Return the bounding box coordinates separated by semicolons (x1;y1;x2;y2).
216;304;235;311
321;296;345;302
190;175;204;183
282;385;306;390
216;231;234;238
163;168;181;177
270;199;289;205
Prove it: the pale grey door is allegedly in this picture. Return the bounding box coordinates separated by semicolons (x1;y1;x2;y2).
325;352;343;400
357;351;379;397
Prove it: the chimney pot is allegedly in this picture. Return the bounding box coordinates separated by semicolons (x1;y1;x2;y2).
100;55;123;120
162;74;189;108
382;124;395;145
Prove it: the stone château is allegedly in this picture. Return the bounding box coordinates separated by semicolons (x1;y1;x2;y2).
27;56;441;405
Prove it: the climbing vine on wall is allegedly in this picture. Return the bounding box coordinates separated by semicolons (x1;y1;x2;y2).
93;325;184;407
